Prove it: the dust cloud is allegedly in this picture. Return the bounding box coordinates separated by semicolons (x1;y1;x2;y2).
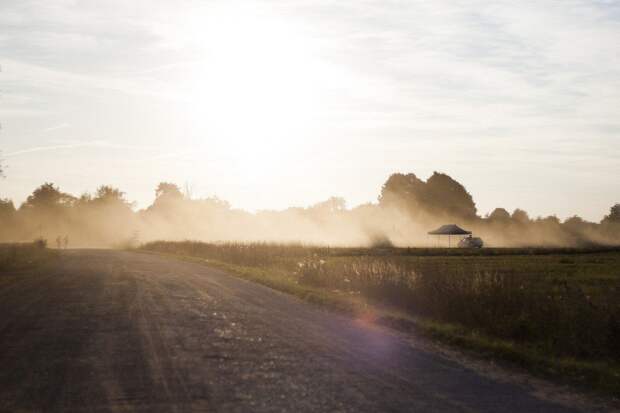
1;174;619;248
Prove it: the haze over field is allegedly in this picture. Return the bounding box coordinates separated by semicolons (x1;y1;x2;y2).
1;0;620;223
1;174;619;247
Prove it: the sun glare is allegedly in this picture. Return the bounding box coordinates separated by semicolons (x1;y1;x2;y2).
181;5;325;173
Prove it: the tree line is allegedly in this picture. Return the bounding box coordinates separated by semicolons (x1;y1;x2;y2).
0;172;618;247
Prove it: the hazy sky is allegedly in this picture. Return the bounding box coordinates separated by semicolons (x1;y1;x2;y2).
1;0;619;221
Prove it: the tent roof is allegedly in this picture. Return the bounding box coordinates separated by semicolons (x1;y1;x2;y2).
428;224;472;235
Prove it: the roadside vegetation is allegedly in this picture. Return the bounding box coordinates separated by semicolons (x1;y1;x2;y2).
0;240;56;272
141;241;620;395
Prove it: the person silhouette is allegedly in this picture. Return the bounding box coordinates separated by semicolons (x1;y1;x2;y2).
63;235;69;249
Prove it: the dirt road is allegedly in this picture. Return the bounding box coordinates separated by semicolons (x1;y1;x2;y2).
0;250;601;412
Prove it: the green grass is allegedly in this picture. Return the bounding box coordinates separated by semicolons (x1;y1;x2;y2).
139;241;620;396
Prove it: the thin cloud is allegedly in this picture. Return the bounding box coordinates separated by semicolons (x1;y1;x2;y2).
42;122;71;133
4;141;156;158
4;142;106;157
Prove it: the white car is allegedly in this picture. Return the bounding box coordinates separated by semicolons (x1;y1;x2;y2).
458;236;484;248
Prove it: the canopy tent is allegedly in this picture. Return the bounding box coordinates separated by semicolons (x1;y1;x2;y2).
427;224;472;247
428;224;471;235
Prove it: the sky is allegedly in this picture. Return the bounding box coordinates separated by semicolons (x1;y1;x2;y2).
1;0;619;221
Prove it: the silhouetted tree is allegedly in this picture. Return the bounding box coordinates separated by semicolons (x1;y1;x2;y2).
511;208;530;224
145;182;187;222
75;192;92;206
0;172;617;247
425;172;477;219
564;215;586;226
155;182;183;201
602;204;620;224
0;199;17;241
379;173;426;209
599;203;620;240
15;183;75;241
21;183;75;211
563;216;590;235
537;215;561;226
562;215;600;246
0;199;15;220
93;185;133;208
380;172;476;220
488;208;511;221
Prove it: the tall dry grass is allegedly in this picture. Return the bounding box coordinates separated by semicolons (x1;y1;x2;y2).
299;257;620;360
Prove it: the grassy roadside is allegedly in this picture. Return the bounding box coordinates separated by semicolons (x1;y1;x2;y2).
0;242;58;272
138;248;620;396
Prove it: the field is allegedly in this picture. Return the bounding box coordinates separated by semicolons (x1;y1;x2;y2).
0;241;57;272
141;241;620;394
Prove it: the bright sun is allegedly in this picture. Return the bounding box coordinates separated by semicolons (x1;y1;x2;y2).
180;4;327;175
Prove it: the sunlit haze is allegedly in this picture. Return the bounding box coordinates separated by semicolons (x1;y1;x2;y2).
2;4;620;410
2;1;620;220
